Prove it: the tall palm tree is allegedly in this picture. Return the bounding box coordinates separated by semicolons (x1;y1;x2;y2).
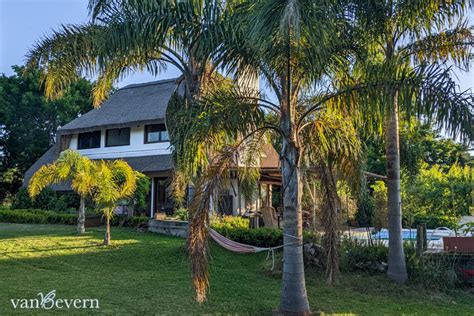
91;160;137;246
169;2;360;311
28;149;95;234
216;1;361;312
349;0;473;283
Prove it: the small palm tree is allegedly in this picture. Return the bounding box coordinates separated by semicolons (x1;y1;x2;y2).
91;160;137;246
28;150;95;234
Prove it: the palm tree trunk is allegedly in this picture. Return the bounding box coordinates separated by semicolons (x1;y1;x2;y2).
279;137;311;315
104;215;111;246
385;94;408;283
77;196;86;234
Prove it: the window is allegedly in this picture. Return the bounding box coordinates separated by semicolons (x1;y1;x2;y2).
77;131;101;149
145;124;169;143
106;128;130;147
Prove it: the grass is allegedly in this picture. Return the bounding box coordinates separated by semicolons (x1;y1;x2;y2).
0;223;472;315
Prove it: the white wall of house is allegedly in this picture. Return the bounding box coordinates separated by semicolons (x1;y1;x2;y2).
68;125;171;159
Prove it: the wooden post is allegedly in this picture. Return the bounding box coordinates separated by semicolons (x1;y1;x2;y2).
422;224;427;251
416;225;425;256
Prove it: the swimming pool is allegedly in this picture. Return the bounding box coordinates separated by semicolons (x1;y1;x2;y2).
371;229;441;241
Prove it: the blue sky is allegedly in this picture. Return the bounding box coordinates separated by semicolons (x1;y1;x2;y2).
1;0;473;91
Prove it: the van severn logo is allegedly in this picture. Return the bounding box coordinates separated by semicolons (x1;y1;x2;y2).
10;290;99;310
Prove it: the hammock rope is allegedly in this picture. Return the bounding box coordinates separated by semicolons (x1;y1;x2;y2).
208;228;301;270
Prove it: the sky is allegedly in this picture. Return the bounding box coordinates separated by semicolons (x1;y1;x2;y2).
1;0;473;92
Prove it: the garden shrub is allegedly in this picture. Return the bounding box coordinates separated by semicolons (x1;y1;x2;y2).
11;188;80;212
211;226;283;248
0;208;148;228
132;174;151;212
405;243;461;290
174;208;189;221
11;188;32;209
340;238;388;272
0;208;76;225
210;215;250;230
210;216;321;248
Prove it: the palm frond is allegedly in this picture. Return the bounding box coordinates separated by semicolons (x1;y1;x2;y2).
28;164;60;198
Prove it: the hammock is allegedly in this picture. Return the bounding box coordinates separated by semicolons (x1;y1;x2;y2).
208;229;269;253
208;228;301;270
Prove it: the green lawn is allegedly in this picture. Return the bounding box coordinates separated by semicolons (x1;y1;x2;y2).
0;223;472;315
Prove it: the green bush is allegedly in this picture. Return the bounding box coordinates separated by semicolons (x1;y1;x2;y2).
211;215;249;230
210;217;321;248
0;208;76;225
340;238;388;272
405;243;462;290
132;174;151;211
174;208;189;221
11;188;32;209
11;188;80;212
211;226;283;248
0;208;149;228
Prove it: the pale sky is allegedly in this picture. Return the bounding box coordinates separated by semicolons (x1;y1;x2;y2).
1;0;473;92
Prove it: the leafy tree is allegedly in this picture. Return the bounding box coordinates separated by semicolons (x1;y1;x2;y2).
402;163;472;227
0;66;92;202
28;150;96;234
365;119;471;177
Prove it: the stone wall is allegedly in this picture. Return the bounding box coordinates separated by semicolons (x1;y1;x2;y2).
148;219;188;238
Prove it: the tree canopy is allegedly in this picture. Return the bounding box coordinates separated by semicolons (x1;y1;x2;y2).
0;66;93;203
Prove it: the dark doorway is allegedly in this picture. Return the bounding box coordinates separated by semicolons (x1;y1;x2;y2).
154;177;174;215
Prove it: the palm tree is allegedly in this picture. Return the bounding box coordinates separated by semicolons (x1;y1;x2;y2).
169;1;362;311
91;160;137;246
28;149;95;234
301;107;362;285
349;0;473;283
26;0;233;106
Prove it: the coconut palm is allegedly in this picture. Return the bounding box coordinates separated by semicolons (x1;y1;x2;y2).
347;0;473;283
91;160;137;246
28;149;95;234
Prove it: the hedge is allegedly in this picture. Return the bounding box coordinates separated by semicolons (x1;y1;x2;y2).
0;209;77;225
0;208;149;227
211;225;321;248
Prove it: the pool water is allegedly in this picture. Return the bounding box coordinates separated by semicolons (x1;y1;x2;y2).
371;229;441;241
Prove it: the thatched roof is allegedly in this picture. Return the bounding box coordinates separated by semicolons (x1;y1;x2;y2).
59;78;180;134
22;144;173;189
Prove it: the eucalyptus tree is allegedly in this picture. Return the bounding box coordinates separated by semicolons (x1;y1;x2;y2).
91;160;137;246
28;150;95;234
349;0;473;283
